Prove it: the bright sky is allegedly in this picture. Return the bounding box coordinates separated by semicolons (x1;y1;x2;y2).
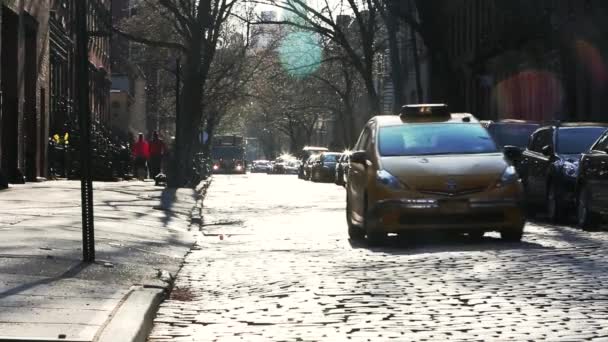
253;0;351;19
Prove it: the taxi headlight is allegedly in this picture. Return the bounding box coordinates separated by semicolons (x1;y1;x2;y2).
376;170;404;190
497;166;518;187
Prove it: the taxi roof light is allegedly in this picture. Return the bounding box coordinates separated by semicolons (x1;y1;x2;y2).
400;104;450;118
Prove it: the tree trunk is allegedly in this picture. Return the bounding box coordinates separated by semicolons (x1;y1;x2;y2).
170;39;203;187
363;73;381;116
386;12;405;113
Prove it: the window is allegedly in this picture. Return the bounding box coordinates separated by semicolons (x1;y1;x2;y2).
322;154;339;163
592;133;608;152
530;129;553;153
557;127;607;154
355;128;371;151
378;124;498;157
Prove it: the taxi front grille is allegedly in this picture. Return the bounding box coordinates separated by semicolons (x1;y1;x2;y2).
400;213;504;225
417;187;487;197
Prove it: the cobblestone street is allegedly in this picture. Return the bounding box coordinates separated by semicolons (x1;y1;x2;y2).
149;174;608;341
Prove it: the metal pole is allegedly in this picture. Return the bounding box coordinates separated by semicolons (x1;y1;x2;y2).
175;57;181;130
75;0;95;262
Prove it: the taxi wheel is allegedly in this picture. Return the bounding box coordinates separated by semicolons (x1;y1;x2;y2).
577;185;600;231
366;232;386;246
346;196;365;241
362;197;386;246
500;227;524;242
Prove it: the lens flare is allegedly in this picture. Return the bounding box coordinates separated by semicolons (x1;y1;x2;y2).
575;39;608;88
493;70;564;121
278;31;322;78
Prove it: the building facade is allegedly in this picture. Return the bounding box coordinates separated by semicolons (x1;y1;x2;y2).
0;0;51;182
445;0;608;122
110;0;147;139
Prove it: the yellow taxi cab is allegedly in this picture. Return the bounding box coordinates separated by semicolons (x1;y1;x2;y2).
346;104;526;245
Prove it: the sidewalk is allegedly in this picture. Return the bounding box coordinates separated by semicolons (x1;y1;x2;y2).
0;180;202;341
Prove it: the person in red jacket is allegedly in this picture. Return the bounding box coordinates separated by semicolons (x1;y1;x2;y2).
148;131;167;178
132;133;150;180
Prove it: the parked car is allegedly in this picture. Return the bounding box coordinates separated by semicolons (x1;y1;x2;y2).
485;120;540;168
298;146;328;179
285;160;300;174
335;152;351;186
271;157;288;174
310;152;341;182
576;130;608;229
303;155;319;180
252;160;273;173
518;122;608;222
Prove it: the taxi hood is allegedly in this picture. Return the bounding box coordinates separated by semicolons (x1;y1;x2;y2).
380;154;508;193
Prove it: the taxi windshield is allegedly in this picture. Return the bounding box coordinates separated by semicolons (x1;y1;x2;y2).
379;124;499;157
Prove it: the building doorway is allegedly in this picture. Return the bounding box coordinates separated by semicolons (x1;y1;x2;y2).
1;7;19;182
24;13;39;181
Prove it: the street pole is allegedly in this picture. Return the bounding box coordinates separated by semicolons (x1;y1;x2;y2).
176;57;181;128
75;0;95;262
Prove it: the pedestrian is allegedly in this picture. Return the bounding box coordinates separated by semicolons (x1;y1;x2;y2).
149;131;167;178
132;132;150;180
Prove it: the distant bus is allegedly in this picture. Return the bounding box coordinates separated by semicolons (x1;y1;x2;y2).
211;135;246;174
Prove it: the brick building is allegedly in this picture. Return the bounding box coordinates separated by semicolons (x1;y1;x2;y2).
0;0;51;183
0;0;113;185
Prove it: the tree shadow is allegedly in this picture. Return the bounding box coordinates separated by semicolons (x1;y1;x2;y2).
0;261;91;300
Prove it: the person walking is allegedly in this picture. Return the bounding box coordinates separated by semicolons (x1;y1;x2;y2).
132;133;150;180
149;131;167;178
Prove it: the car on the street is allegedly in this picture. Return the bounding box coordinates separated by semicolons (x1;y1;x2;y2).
310;152;341;182
346;104;526;245
271;157;287;174
298;146;329;179
576;130;608;229
518;122;608;222
335;152;351;186
485;120;540;168
303;155;319;180
270;156;299;174
251;160;273;173
285;160;300;174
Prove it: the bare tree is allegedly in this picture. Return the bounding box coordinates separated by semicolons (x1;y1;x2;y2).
115;0;237;186
252;0;383;115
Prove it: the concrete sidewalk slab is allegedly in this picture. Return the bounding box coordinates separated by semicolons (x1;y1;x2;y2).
0;180;201;341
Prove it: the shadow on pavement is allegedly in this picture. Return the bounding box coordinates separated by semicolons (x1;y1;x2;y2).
348;232;549;255
0;261;91;299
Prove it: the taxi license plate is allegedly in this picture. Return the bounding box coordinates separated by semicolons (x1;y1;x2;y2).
439;199;470;213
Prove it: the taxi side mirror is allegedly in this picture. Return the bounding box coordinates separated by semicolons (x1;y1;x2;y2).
503;145;522;160
350;151;367;164
541;145;554;157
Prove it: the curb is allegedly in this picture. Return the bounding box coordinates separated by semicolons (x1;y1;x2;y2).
96;288;164;342
96;179;212;342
